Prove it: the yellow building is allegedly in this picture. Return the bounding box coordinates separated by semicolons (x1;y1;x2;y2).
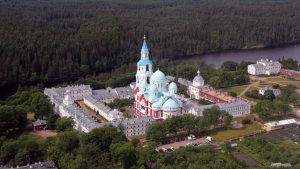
262;119;298;131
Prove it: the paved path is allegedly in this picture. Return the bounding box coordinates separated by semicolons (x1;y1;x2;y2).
158;138;210;150
232;152;262;168
238;81;259;97
237;76;261;105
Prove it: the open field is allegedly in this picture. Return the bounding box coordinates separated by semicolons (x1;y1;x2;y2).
231;75;300;105
30;130;57;139
209;122;262;143
265;76;300;88
278;81;300;88
265;76;288;82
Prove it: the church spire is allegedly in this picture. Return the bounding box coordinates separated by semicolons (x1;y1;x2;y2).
141;35;148;51
141;35;149;59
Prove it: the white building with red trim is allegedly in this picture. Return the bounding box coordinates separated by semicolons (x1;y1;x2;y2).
134;36;183;122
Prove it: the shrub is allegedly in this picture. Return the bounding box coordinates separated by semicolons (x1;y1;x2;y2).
242;118;252;125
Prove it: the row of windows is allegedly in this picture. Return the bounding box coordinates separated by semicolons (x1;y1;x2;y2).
126;128;144;132
136;76;150;84
138;65;150;71
127;132;144;136
226;105;248;112
126;124;147;129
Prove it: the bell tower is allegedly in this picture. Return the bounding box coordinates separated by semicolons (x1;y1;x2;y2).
136;35;153;87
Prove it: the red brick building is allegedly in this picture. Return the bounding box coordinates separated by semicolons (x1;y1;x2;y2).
32;119;47;131
199;87;235;103
280;69;300;80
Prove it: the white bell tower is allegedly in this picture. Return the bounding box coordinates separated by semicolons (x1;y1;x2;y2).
136;35;153;87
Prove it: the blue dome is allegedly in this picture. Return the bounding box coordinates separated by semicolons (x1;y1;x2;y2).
137;59;152;66
150;69;166;83
152;101;161;109
162;99;179;110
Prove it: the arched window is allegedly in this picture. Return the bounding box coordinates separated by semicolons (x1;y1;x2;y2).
147;77;150;84
146;64;149;71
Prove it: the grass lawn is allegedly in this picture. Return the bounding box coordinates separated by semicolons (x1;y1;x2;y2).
222;85;248;95
209;122;262;143
265;76;286;81
278;81;300;88
265;76;300;88
278;140;300;155
241;86;260;104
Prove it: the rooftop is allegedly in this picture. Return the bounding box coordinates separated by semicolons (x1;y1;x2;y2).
178;78;192;86
265;118;299;127
0;161;57;169
200;87;235;103
32;119;47;127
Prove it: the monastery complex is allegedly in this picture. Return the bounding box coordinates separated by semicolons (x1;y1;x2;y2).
44;36;252;136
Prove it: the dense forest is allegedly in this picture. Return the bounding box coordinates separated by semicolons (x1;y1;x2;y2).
1;0;300;89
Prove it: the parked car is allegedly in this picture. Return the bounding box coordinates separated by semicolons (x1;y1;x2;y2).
156;148;167;153
191;141;200;147
165;147;174;152
206;136;213;142
188;134;196;140
161;148;167;152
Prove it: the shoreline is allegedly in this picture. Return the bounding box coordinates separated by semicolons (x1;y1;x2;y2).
175;40;300;60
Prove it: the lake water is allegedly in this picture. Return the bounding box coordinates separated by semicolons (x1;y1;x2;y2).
182;44;300;67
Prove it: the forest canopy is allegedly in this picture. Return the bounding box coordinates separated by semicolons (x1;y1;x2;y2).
1;0;300;87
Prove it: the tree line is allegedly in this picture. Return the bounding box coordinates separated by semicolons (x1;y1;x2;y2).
0;124;246;169
146;106;233;143
0;88;54;136
254;85;300;118
240;137;300;168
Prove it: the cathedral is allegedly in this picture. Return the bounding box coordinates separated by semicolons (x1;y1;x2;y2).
134;36;183;122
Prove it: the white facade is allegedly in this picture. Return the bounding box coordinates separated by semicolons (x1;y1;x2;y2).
217;99;251;117
247;59;281;75
120;116;153;137
58;91;101;133
188;70;207;100
44;85;149;136
183;98;251;117
45;85;106;133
